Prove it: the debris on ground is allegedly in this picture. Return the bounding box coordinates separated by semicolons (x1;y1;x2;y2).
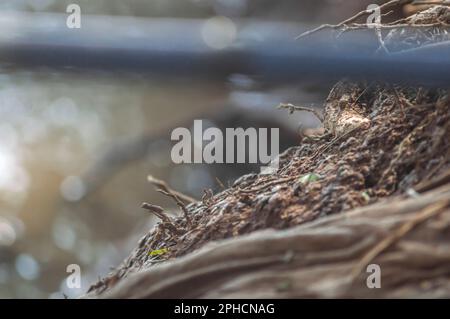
85;5;450;298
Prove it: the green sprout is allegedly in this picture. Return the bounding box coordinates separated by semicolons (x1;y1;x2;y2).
361;191;370;202
149;247;169;256
299;173;321;184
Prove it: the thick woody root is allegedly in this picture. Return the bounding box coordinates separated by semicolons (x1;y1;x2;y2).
89;184;450;298
86;7;450;296
86;79;450;297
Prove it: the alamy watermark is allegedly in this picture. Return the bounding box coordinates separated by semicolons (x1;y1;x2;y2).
366;264;381;289
66;264;81;289
171;120;280;174
66;4;81;29
366;4;381;29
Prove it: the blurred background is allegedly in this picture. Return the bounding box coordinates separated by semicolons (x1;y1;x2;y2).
0;0;400;298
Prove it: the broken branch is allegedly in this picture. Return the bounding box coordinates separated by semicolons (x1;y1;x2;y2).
147;175;197;204
296;0;414;39
150;180;193;226
277;103;324;122
141;202;172;224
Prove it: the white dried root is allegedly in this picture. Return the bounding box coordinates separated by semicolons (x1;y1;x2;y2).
323;81;371;137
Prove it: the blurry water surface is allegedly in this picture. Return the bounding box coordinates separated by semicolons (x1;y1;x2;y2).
0;68;231;298
0;0;373;298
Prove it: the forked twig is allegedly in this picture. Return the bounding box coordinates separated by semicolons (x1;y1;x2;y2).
147;175;197;204
147;175;195;226
296;0;414;39
156;189;192;226
277;103;324;122
141;203;184;236
141;203;172;224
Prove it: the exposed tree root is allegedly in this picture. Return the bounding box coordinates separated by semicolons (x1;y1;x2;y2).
86;184;450;298
85;6;450;298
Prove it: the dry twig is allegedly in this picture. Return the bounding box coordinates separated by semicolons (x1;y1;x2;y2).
158;189;192;226
147;175;194;226
147;175;197;204
296;0;414;39
278;103;324;122
141;203;172;224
